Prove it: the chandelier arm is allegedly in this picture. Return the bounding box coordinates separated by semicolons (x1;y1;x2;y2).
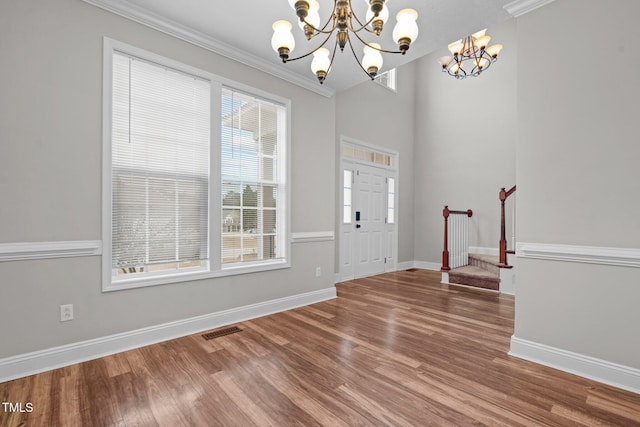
302;6;338;35
349;29;405;54
447;62;467;79
327;37;339;72
468;37;483;62
283;29;336;63
347;0;379;34
475;54;494;75
447;51;496;79
346;33;376;80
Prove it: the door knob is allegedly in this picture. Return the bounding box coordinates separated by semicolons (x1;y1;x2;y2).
356;224;361;228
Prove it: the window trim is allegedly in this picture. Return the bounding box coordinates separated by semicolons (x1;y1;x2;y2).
374;68;397;92
102;38;291;292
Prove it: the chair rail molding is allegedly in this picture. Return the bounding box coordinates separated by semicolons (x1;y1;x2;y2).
516;242;640;268
291;231;335;243
0;240;102;262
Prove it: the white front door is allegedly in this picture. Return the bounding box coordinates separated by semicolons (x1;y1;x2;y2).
341;162;397;280
353;164;386;278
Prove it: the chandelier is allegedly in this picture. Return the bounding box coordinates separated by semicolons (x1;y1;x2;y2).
271;0;419;84
437;29;503;79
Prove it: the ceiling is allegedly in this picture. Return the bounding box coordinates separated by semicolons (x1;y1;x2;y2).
84;0;545;96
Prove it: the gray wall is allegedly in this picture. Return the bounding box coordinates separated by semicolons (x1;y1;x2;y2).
0;0;336;358
413;19;518;264
335;64;417;264
514;0;640;368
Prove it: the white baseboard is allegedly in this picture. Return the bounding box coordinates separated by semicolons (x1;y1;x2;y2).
0;287;336;383
335;261;439;283
396;261;415;271
414;261;441;271
509;335;640;394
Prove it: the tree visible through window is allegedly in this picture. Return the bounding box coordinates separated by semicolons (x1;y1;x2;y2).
221;89;285;265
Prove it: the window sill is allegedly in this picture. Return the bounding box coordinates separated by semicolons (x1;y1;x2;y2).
103;259;290;292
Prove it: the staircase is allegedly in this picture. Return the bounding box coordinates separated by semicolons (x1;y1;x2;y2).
440;185;517;294
447;253;500;291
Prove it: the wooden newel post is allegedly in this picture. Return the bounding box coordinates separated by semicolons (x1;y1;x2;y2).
498;186;515;266
441;206;450;271
499;188;508;265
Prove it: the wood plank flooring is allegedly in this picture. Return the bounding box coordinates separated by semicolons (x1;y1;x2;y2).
2;269;639;426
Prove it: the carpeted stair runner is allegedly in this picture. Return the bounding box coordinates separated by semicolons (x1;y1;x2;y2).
448;254;500;291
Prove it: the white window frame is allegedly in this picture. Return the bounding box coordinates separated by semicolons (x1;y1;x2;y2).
102;38;291;292
374;68;397;92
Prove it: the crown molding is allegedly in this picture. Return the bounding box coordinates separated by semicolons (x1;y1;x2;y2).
81;0;335;98
504;0;556;17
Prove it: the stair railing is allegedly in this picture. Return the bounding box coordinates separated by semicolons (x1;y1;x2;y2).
441;206;473;272
499;185;516;267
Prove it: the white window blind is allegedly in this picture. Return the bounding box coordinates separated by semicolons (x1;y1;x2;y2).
221;88;286;265
111;52;210;278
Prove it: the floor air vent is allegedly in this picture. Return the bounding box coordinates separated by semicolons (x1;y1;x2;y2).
202;326;242;340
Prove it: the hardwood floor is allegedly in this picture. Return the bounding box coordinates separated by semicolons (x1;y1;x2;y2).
2;269;639;426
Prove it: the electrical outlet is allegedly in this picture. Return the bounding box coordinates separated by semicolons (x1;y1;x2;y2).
315;267;321;277
60;304;74;322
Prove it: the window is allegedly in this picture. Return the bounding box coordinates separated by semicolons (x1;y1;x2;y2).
374;68;396;91
387;177;395;224
343;170;353;224
221;89;287;266
103;39;290;291
342;144;392;167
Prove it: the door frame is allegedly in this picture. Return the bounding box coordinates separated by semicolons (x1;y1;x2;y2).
338;136;399;282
